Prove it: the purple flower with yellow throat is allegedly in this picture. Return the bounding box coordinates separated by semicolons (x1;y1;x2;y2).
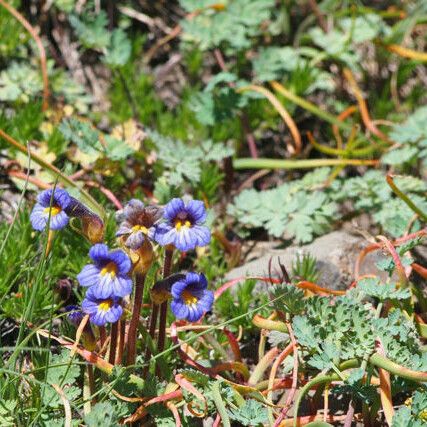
116;199;163;249
154;198;210;252
30;188;71;231
77;243;132;299
170;272;214;322
82;287;123;326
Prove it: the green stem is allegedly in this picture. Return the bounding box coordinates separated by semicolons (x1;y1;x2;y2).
369;353;427;382
252;315;288;332
269;82;353;132
212;381;231;427
233;157;378;170
293;359;359;427
386;174;427;222
83;365;93;415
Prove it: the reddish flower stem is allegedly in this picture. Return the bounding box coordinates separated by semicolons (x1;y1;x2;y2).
108;321;118;365
156;248;174;375
115;319;126;364
84;181;123;210
99;326;106;349
126;272;146;366
143;302;159;376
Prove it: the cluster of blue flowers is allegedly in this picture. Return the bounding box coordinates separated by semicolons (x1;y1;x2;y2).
31;189;214;326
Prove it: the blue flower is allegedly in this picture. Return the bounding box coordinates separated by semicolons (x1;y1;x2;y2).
154;198;211;252
77;243;133;299
30;188;71;231
116;199;163;249
170;272;214;322
65;305;84;326
82;287;123;326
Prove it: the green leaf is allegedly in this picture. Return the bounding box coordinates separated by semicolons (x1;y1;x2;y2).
308;341;340;370
293;315;319;349
104;135;134;160
228;399;269;426
84;402;121;426
252;47;302;81
45;350;80;385
103;29;131;67
0;400;17;426
146;129;232;186
339;14;385;43
69;12;110;49
180;0;276;51
59;117;102;156
0;61;43;102
357;277;411;301
392;407;415;427
383;106;427;166
271;283;305;315
42;350;81;408
228;177;336;243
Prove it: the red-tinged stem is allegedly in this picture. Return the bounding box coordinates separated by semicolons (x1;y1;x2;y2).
377;235;408;287
99;326;106;349
412;262;427;279
108;321;118;365
126;273;146;366
84;180;123;210
143;302;159;376
156;248;174;375
273;321;299;426
116;319;126;364
157;304;169;353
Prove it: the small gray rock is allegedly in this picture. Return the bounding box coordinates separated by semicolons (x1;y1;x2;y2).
226;231;392;291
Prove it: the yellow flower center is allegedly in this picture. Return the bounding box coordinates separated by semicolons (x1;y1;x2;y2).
43;206;61;216
98;299;113;312
175;220;191;230
132;225;149;234
100;262;117;277
182;290;198;306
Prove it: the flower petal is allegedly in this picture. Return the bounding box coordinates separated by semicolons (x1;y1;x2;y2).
186;200;207;224
91;310;107;326
155;225;176;247
198;290;214;312
109;250;131;275
187;305;203;322
171;279;188;299
191;225;211;247
112;276;133;298
77;264;100;288
89;243;109;263
49;211;69;230
125;231;145;249
164;198;185;222
171;299;189;319
81;298;99;315
30;204;48;231
105;305;123;323
54;189;71;209
174;227;197;251
116;223;132;237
